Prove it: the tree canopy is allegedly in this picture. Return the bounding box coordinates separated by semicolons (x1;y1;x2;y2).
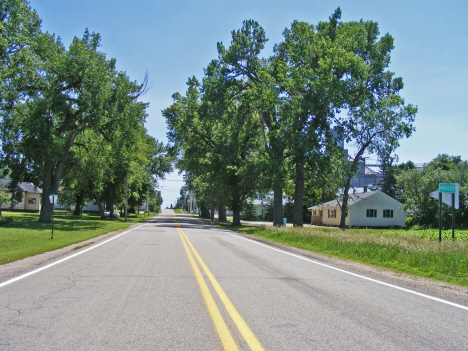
166;9;417;227
0;0;173;222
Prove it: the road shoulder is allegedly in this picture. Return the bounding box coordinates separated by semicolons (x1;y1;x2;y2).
208;221;468;306
0;215;159;282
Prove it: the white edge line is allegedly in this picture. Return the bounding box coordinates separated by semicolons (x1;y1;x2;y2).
0;222;151;288
223;231;468;312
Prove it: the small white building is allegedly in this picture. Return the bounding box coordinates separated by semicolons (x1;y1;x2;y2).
252;199;268;220
0;179;42;212
70;201;101;212
308;191;407;228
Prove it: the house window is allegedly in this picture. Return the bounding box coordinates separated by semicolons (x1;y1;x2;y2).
319;210;322;217
383;209;394;218
366;209;377;217
328;209;336;218
28;198;36;204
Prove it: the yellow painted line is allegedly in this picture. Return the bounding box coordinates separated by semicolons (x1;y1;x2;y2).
176;218;239;351
175;215;265;351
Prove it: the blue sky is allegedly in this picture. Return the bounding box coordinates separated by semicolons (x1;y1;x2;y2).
30;0;467;207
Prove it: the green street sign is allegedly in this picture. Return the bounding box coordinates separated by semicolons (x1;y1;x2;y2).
439;183;456;193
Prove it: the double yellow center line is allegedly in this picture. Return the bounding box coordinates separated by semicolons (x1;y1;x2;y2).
174;215;265;351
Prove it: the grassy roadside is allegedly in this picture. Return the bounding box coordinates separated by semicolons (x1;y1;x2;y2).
0;211;158;265
210;221;468;287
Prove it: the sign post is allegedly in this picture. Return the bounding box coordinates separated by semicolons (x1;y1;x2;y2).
438;192;442;242
49;194;55;239
434;183;459;242
452;192;455;240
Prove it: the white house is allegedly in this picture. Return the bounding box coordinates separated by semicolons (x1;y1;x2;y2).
70;201;101;212
70;200;148;213
308;191;407;228
252;199;268;220
252;197;290;220
0;179;42;212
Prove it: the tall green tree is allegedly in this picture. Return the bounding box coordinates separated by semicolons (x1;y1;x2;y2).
271;8;365;226
336;95;417;229
59;129;112;215
164;71;265;225
217;20;288;226
334;19;417;229
397;155;468;227
62;109;171;219
0;0;42;109
1;25;149;222
1;0;46;205
379;160;415;201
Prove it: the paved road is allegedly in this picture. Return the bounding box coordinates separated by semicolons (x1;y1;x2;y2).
1;210;467;350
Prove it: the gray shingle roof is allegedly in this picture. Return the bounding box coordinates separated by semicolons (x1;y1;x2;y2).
308;191;377;210
0;178;42;193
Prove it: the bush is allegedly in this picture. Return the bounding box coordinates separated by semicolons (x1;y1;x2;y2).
148;201;158;212
264;203;274;221
241;201;258;221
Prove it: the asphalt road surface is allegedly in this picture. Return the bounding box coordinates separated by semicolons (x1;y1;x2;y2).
1;210;467;350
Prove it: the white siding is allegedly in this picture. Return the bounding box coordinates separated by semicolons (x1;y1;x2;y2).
0;191;41;211
1;190;24;210
0;190;12;209
349;192;406;227
254;204;267;219
24;193;41;211
70;201;101;212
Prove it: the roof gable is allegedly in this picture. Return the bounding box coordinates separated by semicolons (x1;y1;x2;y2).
308;191;401;210
0;178;42;193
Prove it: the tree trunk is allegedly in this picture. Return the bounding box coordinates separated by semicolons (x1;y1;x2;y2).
109;201;114;218
38;128;83;223
339;157;356;229
339;145;369;229
231;192;242;226
232;210;241;226
96;196;106;219
273;185;284;226
39;194;54;222
201;205;210;219
73;192;84;215
73;202;81;216
339;198;349;229
218;204;227;222
339;163;357;229
210;199;215;221
293;160;304;226
39;167;55;223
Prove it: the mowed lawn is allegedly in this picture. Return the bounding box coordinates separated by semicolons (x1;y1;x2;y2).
0;211;157;265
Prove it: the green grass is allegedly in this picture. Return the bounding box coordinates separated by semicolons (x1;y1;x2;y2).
0;210;158;265
211;222;468;287
400;228;468;242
